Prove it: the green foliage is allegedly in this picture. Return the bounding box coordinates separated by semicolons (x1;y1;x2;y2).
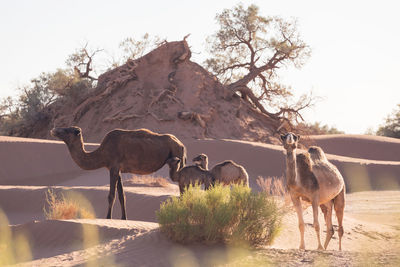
297;121;344;135
377;104;400;138
206;4;310;81
204;3;312;122
118;33;161;64
0;68;93;135
156;184;283;246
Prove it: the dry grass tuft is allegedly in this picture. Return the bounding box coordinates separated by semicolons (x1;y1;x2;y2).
256;176;287;196
123;174;170;187
43;189;95;220
256;176;292;207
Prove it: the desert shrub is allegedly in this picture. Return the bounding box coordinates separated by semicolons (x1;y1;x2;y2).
297;121;344;135
0;69;94;136
377;104;400;139
156;184;283;246
43;189;95;220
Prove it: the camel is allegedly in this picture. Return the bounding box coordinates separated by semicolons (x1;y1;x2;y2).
51;126;187;220
280;132;345;250
166;157;215;194
308;146;345;250
192;153;249;186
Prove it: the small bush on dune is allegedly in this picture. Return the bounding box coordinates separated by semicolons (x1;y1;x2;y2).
43;189;95;220
156;184;283;246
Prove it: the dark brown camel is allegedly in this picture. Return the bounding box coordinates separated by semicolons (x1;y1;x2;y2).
192;153;249;186
51;126;186;220
166;157;215;195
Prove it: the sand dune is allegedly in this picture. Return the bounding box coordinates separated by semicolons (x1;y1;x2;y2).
1;136;399;191
0;185;178;225
1;134;400;266
7;194;400;266
307;134;400;161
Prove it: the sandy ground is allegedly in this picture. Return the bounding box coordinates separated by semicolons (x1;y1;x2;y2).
1;135;400;266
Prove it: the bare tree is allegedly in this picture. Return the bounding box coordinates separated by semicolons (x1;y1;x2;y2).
205;4;314;130
66;43;102;81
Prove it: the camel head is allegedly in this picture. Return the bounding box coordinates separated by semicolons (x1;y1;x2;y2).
192;153;208;169
280;132;300;150
166;157;181;182
51;126;82;144
166;157;181;169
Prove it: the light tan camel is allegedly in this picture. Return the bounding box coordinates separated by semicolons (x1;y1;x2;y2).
166;157;215;194
308;146;345;250
51;126;187;220
192;154;249;186
280;132;345;250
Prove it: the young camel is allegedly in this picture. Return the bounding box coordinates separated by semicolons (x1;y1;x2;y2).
51;126;187;220
308;146;345;250
192;154;249;186
166;157;215;195
281;133;345;250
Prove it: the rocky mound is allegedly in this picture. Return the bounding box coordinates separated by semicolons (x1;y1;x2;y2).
36;40;277;143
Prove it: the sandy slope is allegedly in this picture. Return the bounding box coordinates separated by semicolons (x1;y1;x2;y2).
5;193;400;267
1;136;399;191
307;134;400;161
1;134;400;266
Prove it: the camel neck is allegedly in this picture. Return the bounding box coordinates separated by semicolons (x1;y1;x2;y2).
285;149;297;186
169;165;179;182
202;159;208;170
65;138;105;170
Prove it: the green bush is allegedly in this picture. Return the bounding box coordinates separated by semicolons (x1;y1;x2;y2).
156;184;283;246
377;104;400;139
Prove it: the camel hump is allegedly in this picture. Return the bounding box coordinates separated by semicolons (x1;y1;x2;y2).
308;146;327;162
296;153;312;167
103;128;160;139
218;160;235;167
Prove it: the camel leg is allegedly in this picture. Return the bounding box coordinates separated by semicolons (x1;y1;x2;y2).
117;174;127;220
312;194;323;250
321;201;334;250
291;196;305;249
178;183;185;196
106;168;118;219
334;187;345;251
320;204;328;223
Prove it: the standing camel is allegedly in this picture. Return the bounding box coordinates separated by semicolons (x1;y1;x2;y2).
51;126;187;220
308;146;345;250
166;157;215;195
280;132;345;250
192;153;249;186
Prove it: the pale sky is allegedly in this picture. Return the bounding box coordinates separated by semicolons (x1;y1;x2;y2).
1;0;399;134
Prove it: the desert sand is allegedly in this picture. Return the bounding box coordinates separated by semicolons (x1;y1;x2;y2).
1;134;400;266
